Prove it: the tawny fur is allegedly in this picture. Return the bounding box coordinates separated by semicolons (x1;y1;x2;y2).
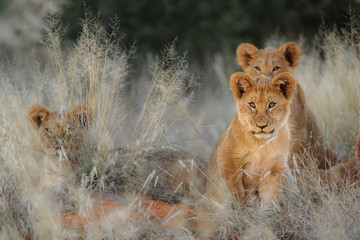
319;135;360;185
236;42;337;170
28;104;92;190
208;72;296;208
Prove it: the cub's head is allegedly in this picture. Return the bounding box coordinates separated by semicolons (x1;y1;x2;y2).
230;72;296;139
236;42;301;79
28;104;93;165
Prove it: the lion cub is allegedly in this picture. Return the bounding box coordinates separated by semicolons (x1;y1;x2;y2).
28;104;206;202
208;72;296;207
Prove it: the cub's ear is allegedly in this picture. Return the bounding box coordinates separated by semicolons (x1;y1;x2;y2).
230;72;253;100
236;43;259;70
28;105;51;129
277;42;301;69
69;104;93;128
271;72;296;99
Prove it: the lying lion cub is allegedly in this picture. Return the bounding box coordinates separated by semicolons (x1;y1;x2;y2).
208;72;296;207
28;104;206;202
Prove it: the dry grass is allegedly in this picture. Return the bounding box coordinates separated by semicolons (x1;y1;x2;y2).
0;13;360;240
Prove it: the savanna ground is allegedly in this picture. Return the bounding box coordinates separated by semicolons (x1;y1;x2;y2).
1;13;360;239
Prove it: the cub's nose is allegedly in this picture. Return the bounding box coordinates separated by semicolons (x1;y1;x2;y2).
256;123;268;129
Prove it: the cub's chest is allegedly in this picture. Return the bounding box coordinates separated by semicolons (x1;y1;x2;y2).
233;141;282;176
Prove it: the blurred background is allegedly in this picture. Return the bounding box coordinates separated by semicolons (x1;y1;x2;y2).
1;0;359;61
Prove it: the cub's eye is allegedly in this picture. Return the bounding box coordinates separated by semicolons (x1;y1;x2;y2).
272;66;280;72
249;102;256;109
268;102;276;109
45;128;50;132
254;66;261;72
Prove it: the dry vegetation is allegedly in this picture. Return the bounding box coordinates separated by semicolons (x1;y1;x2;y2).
0;14;360;239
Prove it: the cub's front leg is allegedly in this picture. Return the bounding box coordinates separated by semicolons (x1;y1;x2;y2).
257;162;287;209
220;159;245;202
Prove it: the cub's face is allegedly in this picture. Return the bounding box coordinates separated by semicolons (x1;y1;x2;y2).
236;42;301;79
28;105;92;165
230;72;296;139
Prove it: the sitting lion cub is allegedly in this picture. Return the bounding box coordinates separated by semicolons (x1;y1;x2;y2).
208;72;296;207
